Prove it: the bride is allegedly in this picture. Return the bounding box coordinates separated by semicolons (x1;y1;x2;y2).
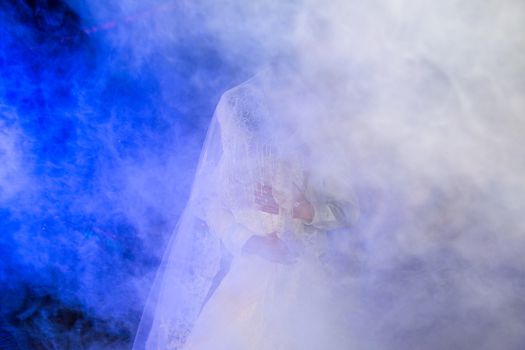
133;64;359;350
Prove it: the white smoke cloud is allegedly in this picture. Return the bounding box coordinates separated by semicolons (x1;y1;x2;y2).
0;111;34;204
64;0;525;348
199;0;525;348
276;1;525;348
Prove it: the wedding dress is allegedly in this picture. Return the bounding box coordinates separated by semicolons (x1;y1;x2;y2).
133;70;359;350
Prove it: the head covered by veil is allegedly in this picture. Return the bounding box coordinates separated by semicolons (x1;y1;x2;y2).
132;66;315;349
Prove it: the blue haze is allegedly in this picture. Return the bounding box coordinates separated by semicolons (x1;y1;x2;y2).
2;1;524;349
0;1;254;348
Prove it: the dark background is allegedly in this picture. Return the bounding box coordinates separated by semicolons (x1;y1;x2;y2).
0;0;256;348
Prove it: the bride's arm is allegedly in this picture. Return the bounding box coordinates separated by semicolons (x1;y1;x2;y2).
206;201;254;256
298;183;359;231
306;199;358;231
207;200;296;263
254;181;358;231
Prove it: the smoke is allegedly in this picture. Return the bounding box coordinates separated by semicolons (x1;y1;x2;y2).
0;117;33;203
0;0;248;348
1;0;524;348
169;0;524;349
273;1;525;349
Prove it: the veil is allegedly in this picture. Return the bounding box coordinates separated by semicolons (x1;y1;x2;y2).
132;108;225;350
132;65;359;349
132;73;283;350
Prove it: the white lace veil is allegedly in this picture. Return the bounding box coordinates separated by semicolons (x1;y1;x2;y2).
132;71;300;349
132;106;225;349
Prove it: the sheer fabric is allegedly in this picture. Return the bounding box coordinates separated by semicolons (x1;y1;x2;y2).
133;71;359;350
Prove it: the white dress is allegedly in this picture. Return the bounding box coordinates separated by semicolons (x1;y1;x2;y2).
181;79;358;350
133;73;359;350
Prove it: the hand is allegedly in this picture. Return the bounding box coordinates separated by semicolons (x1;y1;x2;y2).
242;232;297;264
292;184;314;223
254;183;280;215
